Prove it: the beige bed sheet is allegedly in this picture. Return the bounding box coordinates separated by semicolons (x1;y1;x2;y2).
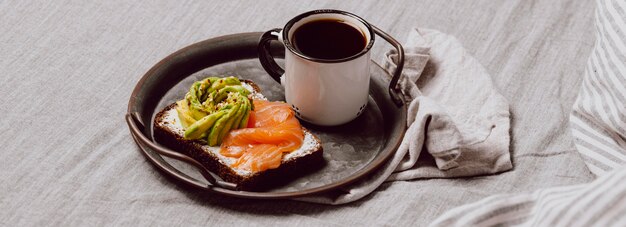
0;0;596;226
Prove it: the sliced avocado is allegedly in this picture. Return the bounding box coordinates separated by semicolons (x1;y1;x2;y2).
207;104;234;146
238;99;251;129
198;79;211;101
177;76;252;145
187;82;210;120
218;102;247;143
214;85;249;103
201;90;218;112
208;77;240;93
216;102;242;144
184;110;227;140
175;100;196;128
231;98;247;129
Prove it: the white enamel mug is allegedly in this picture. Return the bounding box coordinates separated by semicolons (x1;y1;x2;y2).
258;9;404;126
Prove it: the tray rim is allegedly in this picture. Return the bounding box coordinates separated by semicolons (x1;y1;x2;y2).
126;32;407;199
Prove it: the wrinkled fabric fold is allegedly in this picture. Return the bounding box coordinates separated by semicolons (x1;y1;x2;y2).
430;0;626;224
296;28;512;204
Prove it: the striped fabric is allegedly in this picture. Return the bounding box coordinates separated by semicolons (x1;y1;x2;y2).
430;168;626;226
570;0;626;176
430;0;626;226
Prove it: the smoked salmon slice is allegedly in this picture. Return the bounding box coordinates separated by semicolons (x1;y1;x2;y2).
220;99;304;172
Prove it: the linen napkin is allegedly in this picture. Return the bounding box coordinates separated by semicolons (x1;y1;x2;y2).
296;28;512;204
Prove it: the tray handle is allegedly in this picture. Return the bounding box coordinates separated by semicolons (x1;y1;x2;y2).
372;25;405;106
125;113;237;190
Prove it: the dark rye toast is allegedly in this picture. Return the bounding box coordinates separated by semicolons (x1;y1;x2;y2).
153;80;324;191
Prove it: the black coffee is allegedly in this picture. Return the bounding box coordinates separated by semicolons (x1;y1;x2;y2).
292;20;366;60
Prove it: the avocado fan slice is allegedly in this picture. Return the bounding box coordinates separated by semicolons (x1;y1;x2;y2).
178;76;253;146
183;110;227;140
175;100;196;128
217;98;248;143
237;97;251;129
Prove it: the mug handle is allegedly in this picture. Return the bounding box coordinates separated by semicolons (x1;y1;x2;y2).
371;25;405;106
258;28;285;83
